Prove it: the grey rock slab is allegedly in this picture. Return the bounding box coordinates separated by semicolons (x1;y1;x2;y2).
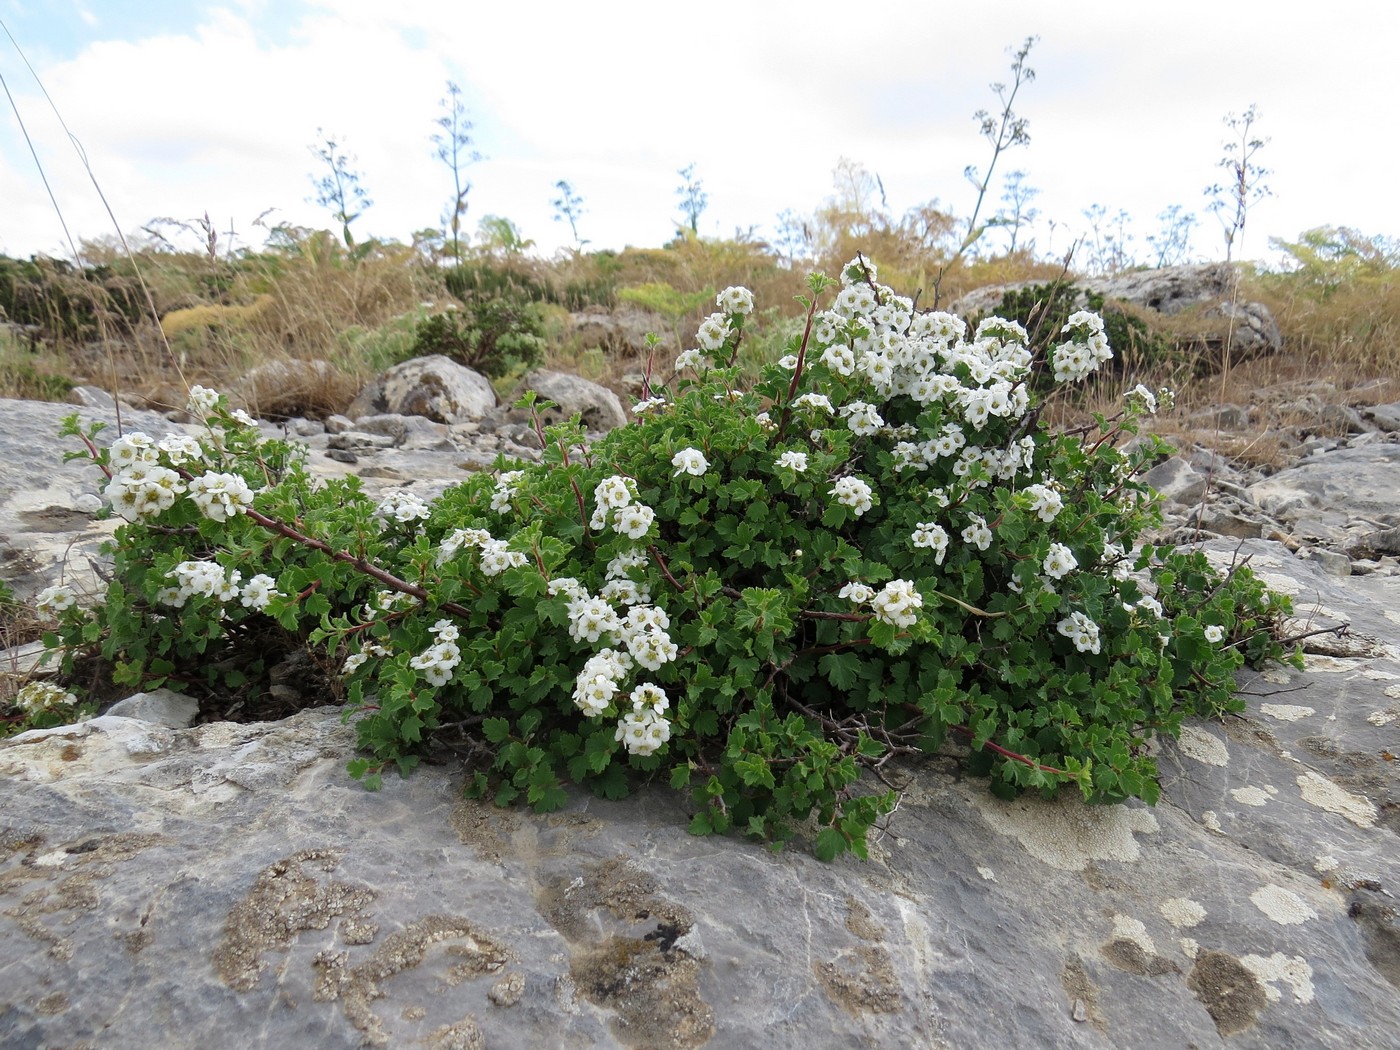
3;540;1400;1049
1363;402;1400;431
1249;444;1400;524
105;687;201;728
0;398;192;599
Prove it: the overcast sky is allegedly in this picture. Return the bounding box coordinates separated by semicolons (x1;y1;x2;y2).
1;0;1395;267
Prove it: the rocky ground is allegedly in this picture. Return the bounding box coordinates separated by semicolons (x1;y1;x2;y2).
1;365;1398;1048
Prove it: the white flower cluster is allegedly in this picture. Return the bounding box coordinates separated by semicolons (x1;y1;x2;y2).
632;395;668;415
187;385;221;417
158;561;279;611
675;348;711;372
1042;543;1078;580
776;450;808;473
870;579;923;627
103;433;187;522
840;400;885;437
490;471;525;514
671;447;709;477
910;522;949;564
13;681;78;716
716;286;755;316
35;584;78;617
435;526;525;575
961;515;993;551
615;684;672;756
408;619;462;687
341;640;390;676
1022;483;1064;523
374;490;431;528
829;476;874;516
588;475;655;540
839;579;924;628
1051;311;1114;383
557;544;679;754
1057;611;1102;654
187;471;256;523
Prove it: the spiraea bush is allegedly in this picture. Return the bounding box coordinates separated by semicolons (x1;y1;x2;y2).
28;257;1298;859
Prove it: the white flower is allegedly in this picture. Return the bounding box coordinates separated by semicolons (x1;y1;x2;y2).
547;576;587;600
776;450;808;473
186;471;256;523
624;605;671;636
478;539;528;576
437;527;492;565
230;408;258;428
628;681;670;714
819;345;855;377
1204;624;1225;643
841;401;885;437
716;286;754;315
1134;595;1164;619
911;523;949;564
829;476;874;516
239;574;279;611
625;626;679;671
600;578;650;606
633;396;668;415
429;618;460;642
157;434;205;466
13;681;77;716
961;516;993;551
606;550;649;579
1023;483;1063;523
567;597;623;645
1042;543;1078;580
871;579;922;628
1128;383;1159;414
793;393;834;414
108;432;158;470
409;639;461;688
187;385;221;417
490;470;524;513
35;585;78;617
1057;611;1102;654
695;313;732;352
341;652;369;676
675;348;711;372
615;706;672;756
838;582;876;605
671;447;709;477
373;490;431;528
594;475;637;510
613;503;655;540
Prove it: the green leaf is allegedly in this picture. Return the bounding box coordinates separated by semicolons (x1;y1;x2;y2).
482;717;512;744
813;828;847;863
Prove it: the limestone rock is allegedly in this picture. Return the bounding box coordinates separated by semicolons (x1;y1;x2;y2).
951;264;1283;364
348;355;496;424
485;369;628;435
3;544;1399;1048
105;688;200;728
566;305;672;356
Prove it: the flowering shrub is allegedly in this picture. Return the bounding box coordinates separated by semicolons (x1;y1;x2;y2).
36;263;1298;860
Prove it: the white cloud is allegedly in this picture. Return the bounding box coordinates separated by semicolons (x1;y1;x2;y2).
1;0;1397;262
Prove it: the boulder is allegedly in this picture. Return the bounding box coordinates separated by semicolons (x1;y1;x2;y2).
348;355;496;425
567;305;672;356
484;370;628;435
2;543;1399;1048
951;264;1283;363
